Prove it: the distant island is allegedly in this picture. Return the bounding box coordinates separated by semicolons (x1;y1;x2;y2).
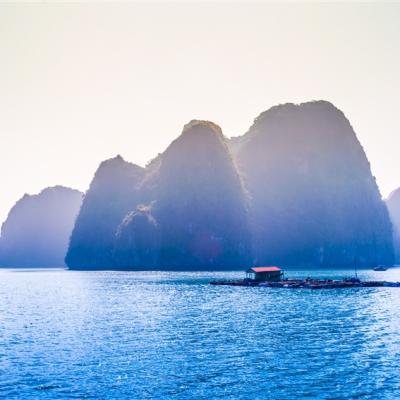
0;101;396;269
0;186;82;267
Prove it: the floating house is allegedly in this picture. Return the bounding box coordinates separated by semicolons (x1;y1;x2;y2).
246;266;283;282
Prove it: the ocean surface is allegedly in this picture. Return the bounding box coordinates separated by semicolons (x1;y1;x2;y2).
1;268;400;400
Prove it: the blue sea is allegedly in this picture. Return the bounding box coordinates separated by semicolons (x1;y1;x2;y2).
1;268;400;400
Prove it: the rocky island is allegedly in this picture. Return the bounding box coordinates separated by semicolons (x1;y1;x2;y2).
0;186;82;267
68;120;252;269
231;101;393;267
1;101;392;270
65;101;394;270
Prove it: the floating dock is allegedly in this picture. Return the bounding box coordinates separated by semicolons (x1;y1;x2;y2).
210;277;400;289
210;265;400;289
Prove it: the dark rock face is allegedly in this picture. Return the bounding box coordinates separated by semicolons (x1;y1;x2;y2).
0;186;83;267
66;122;252;270
153;120;251;269
233;101;394;267
386;188;400;264
66;156;145;268
114;204;160;268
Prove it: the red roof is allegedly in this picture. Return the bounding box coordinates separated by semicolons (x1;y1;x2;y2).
250;266;281;273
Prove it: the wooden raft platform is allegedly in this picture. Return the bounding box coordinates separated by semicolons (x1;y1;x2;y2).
210;278;400;289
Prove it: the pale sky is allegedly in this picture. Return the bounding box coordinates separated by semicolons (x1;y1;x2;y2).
1;2;400;225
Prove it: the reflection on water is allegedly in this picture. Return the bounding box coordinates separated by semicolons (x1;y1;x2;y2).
1;268;400;399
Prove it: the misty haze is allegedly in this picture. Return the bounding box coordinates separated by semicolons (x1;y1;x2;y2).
1;3;400;400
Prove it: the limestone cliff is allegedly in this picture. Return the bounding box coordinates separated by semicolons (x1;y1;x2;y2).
66;156;145;268
233;101;394;267
0;186;82;267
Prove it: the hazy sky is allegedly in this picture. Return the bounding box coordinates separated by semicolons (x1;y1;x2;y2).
1;2;400;225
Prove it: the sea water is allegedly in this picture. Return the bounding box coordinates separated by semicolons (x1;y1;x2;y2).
1;268;400;400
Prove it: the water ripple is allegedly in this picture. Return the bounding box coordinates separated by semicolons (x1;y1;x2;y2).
1;268;400;399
